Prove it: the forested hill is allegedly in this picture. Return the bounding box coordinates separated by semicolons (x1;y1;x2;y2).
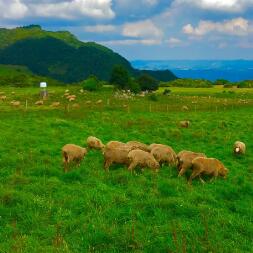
0;25;177;83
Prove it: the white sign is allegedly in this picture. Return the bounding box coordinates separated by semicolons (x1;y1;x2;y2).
40;82;47;88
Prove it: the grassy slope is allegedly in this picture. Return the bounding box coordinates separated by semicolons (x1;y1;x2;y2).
0;87;252;252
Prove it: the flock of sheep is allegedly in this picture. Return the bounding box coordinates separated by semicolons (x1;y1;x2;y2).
62;137;246;184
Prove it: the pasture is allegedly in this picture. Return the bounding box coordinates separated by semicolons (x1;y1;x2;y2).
0;86;253;252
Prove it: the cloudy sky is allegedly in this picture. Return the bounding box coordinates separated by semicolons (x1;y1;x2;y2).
0;0;253;60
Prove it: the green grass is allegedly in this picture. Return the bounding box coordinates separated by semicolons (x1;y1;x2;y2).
0;86;253;252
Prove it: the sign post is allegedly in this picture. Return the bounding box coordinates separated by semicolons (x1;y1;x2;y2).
40;82;48;99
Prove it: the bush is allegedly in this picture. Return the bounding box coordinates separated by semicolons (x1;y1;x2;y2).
137;73;159;91
110;65;130;89
82;75;102;91
163;78;213;88
128;79;141;94
148;93;158;101
163;89;171;95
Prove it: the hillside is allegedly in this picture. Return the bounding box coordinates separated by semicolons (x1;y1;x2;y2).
0;26;177;83
0;64;63;86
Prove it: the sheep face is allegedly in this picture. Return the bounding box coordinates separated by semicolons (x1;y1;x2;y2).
219;167;229;178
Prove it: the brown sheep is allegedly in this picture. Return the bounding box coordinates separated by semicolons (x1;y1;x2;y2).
182;105;189;111
103;143;133;171
62;144;87;172
72;103;80;108
151;146;177;167
148;143;171;152
87;136;105;150
128;149;160;172
126;141;149;152
180;121;190;128
10;101;21;107
96;100;103;105
35;100;43;106
189;157;229;184
233;141;246;155
177;150;206;176
50;102;60;108
0;95;7;101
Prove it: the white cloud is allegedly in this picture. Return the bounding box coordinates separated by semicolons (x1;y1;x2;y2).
122;19;163;38
30;0;115;19
166;37;183;47
0;0;28;19
84;24;116;32
183;18;251;36
173;0;253;13
100;39;162;45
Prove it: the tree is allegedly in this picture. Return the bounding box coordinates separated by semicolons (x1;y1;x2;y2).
137;73;159;91
82;75;102;91
110;65;130;89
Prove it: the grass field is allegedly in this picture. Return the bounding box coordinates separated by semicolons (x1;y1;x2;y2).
0;86;253;252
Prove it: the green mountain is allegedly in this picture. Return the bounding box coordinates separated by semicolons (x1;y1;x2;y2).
0;25;177;83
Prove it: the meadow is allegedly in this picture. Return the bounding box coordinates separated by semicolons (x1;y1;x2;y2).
0;86;253;252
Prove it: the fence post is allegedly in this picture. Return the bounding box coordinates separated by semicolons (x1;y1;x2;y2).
149;104;152;113
25;99;28;110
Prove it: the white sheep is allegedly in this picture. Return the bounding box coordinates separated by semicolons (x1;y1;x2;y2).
87;136;105;150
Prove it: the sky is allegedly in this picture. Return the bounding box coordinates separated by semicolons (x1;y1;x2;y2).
0;0;253;60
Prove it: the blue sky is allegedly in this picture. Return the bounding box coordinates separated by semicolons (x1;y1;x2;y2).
0;0;253;60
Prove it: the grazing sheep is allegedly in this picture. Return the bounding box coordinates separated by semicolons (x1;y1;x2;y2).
180;121;190;128
128;149;160;172
151;146;177;167
10;101;21;107
127;141;149;152
62;144;87;172
177;150;206;176
182;106;189;111
35;100;43;106
96;100;103;105
72;103;80;108
0;95;7;101
233;141;246;155
87;136;105;150
50;102;60;108
148;143;171;152
86;101;92;105
189;157;228;184
103;143;133;171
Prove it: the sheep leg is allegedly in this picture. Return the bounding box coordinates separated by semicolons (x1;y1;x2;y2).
128;161;137;173
199;176;205;184
178;165;187;177
188;169;201;184
104;158;111;172
62;152;69;173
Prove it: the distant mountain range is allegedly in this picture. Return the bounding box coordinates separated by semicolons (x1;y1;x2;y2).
132;60;253;82
0;25;176;83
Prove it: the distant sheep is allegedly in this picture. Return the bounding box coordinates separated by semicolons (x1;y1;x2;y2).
233;141;246;155
177;150;206;176
10;101;21;107
151;146;177;167
128;149;160;172
50;102;60;108
0;96;7;101
72;103;80;108
127;141;149;152
86;101;92;105
189;157;228;184
182;106;189;111
180;121;190;128
62;144;87;172
96;100;103;105
87;136;105;150
35;100;43;106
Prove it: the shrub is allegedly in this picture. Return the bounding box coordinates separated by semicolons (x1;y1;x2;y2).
148;93;158;101
137;73;159;91
163;89;171;95
82;75;102;91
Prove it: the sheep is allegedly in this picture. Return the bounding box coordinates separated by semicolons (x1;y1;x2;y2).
50;102;60;108
126;141;149;152
233;141;246;155
128;149;160;172
35;100;43;106
103;142;133;171
62;144;87;172
96;100;103;105
182;106;189;111
148;143;171;152
151;146;177;167
86;101;92;105
0;95;7;101
72;103;80;108
10;101;21;107
180;121;190;128
177;150;206;176
189;157;229;184
87;136;105;150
